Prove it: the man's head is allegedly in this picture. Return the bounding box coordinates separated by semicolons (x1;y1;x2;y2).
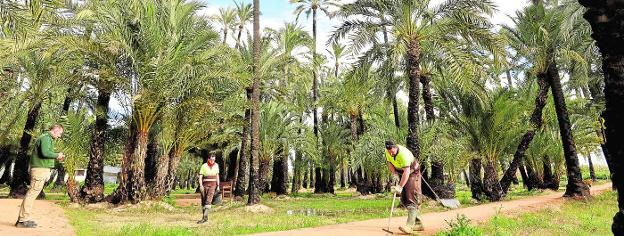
385;140;398;156
49;124;64;139
207;151;217;164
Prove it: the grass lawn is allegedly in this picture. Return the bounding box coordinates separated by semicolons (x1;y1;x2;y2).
438;187;617;236
63;189;447;236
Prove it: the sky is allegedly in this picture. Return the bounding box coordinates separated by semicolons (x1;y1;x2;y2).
197;0;531;55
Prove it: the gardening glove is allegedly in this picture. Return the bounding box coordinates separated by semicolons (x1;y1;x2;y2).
392;185;403;194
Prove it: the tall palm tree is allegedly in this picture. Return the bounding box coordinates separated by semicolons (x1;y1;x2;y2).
234;1;253;49
501;2;590;198
578;1;624;232
247;0;261;206
213;7;237;44
290;0;338;137
333;0;502;193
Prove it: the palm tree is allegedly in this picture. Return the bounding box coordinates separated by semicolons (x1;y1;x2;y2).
247;0;261;206
234;1;253;49
290;0;338;137
575;8;624;229
213;7;237;44
333;0;503;199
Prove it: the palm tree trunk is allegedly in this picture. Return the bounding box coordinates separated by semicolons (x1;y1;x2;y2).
165;148;183;195
483;159;502;201
547;61;590;198
469;158;483;201
247;0;261;206
226;150;238;182
107;122;137;204
10;101;42;198
292;149;302;193
82;82;111;203
524;159;543;191
588;154;597;182
500;74;550;193
312;7;319;137
542;156;559;190
340;158;346;189
421;74;452;198
236;25;244;49
53;90;73;190
405;37;421;161
234;88;251;198
302;161;309;189
129;131;149;202
223;29;228;44
313;166;323;193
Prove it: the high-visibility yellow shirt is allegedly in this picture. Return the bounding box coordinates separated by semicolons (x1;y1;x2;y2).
199;163;219;176
385;145;415;169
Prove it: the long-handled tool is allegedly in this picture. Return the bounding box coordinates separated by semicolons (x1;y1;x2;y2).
421;176;461;209
382;192;398;234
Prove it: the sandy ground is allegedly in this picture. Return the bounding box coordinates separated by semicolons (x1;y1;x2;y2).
252;183;613;236
0;198;75;236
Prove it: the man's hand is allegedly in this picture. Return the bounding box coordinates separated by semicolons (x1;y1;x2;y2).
199;184;205;193
392;185;403;194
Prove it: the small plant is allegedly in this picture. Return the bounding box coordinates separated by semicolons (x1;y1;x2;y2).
438;214;482;236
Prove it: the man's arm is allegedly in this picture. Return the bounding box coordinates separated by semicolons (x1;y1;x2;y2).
387;161;398;175
40;135;59;159
216;165;220;188
399;166;410;188
198;174;204;189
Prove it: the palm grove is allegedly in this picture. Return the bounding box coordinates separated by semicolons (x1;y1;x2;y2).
1;0;624;233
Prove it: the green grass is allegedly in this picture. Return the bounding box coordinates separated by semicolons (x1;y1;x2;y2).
64;189;446;236
437;189;617;236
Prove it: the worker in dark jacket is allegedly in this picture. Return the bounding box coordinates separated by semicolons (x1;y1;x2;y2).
16;124;65;228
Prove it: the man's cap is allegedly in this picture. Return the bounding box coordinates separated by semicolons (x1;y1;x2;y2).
385;140;396;149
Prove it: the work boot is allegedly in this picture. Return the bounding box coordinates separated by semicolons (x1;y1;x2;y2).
399;206;424;233
196;205;211;224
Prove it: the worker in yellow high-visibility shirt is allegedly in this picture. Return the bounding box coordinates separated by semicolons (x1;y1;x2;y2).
385;140;424;233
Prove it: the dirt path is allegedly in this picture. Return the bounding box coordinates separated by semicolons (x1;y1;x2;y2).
253;183;613;236
0;198;75;236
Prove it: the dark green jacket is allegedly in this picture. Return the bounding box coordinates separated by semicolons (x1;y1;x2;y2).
30;132;58;169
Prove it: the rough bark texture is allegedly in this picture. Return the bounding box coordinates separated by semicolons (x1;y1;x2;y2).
588;154;597;182
292;149;303;193
421;75;453;198
405;37;421;163
547;62;590;198
165;148;183;195
500;74;550;193
10;101;42;198
579;2;624;233
227;149;238;181
542;156;559;190
302;161;309;189
81;83;111;203
129;132;149;202
483;160;503;202
248;0;261;206
311;8;319;137
270;154;288;195
149;151;169;199
234;89;251;198
107;122;137;204
469;158;483;201
524;159;544;191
